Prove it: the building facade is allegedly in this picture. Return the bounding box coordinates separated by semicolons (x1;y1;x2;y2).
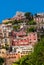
0;24;13;47
34;13;44;24
11;32;37;55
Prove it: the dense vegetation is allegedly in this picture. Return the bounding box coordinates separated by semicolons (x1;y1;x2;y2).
0;57;4;65
24;12;33;21
13;38;44;65
27;26;36;33
26;20;36;25
13;25;20;31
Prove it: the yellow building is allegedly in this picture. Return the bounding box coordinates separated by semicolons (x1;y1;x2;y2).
0;49;6;58
2;19;12;23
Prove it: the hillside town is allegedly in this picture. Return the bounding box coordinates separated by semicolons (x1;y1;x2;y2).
0;11;44;65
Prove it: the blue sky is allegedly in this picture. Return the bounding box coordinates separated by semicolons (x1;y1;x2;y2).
0;0;44;23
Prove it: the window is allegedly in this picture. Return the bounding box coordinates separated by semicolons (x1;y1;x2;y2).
18;51;20;53
25;51;27;54
0;33;2;35
30;39;31;40
30;42;32;44
9;32;12;36
4;38;8;44
22;51;25;54
4;33;6;37
14;48;16;52
33;33;35;36
2;52;4;54
21;55;23;57
21;53;22;54
34;39;36;40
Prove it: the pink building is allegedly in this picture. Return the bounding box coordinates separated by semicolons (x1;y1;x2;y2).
11;31;26;37
12;32;37;46
11;32;37;55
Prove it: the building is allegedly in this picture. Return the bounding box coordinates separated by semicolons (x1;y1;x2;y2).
11;32;37;55
0;24;13;47
11;30;26;38
34;13;44;24
0;31;37;65
0;49;6;58
2;19;12;23
11;11;26;20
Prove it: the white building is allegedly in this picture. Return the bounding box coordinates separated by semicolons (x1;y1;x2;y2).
34;13;44;24
12;45;33;54
12;11;25;20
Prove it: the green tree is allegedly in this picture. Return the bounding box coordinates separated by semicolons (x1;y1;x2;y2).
24;12;33;21
0;57;4;65
27;20;36;25
29;20;36;25
27;27;36;33
13;25;20;31
2;44;9;50
12;20;18;25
